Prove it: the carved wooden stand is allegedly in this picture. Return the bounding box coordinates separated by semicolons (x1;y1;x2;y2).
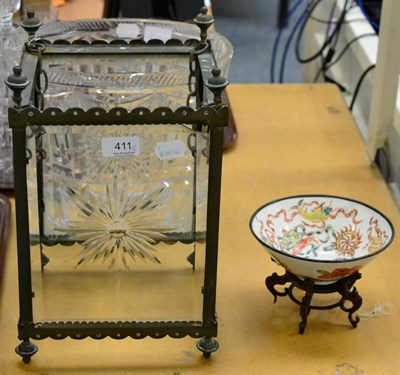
265;271;362;334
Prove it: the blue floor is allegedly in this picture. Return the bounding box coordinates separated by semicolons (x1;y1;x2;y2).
212;0;304;83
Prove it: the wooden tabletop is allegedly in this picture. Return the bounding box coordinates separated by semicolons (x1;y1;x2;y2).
1;84;399;374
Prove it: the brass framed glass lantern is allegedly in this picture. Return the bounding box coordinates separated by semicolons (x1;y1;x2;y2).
6;8;228;363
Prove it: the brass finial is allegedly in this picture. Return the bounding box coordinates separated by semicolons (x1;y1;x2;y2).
5;66;30;109
21;10;42;41
205;68;229;107
194;7;214;47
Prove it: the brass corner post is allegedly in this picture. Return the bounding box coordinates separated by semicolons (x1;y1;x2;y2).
6;65;38;363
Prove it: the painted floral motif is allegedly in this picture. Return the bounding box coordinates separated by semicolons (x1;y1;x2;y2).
256;198;391;261
332;226;362;256
317;266;361;280
366;217;389;253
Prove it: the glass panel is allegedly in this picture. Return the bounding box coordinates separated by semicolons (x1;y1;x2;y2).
42;54;191;111
27;129;46;322
28;123;209;323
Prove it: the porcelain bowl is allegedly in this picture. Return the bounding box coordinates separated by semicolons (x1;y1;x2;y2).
250;195;394;283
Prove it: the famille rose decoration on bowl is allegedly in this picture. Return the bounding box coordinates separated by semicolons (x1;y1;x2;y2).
250;195;394;333
250;195;394;283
